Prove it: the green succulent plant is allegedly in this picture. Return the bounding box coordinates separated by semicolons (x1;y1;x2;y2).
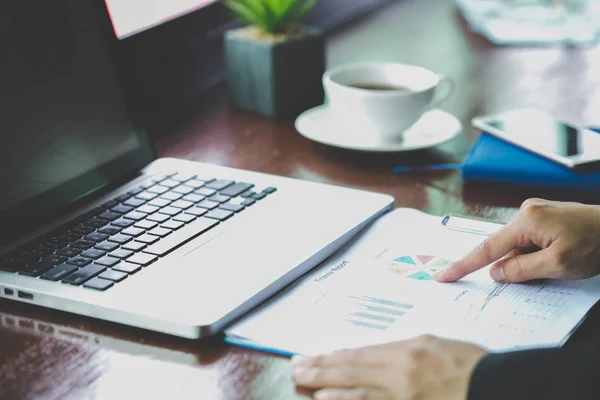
223;0;317;35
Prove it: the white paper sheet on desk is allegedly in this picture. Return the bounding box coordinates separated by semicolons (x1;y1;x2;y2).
225;208;600;356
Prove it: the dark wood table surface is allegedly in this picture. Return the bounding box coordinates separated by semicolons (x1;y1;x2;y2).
3;0;600;398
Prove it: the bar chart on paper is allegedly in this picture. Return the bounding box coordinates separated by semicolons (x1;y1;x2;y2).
388;255;453;281
344;295;414;331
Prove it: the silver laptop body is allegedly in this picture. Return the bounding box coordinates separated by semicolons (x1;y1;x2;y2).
0;0;394;338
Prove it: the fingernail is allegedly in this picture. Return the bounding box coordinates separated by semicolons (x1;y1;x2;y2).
291;355;310;367
490;266;505;281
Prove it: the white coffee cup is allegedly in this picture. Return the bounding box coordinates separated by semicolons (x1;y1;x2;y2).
322;62;455;141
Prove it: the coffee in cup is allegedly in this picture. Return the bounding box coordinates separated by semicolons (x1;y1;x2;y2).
322;62;454;141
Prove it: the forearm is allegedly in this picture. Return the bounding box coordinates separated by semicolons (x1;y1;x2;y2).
468;348;600;400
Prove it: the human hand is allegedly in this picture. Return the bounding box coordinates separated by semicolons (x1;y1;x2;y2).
291;335;488;400
435;198;600;283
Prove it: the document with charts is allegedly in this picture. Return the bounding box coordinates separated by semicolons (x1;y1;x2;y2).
225;208;600;356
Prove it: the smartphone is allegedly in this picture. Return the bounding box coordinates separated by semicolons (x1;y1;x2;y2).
471;107;600;170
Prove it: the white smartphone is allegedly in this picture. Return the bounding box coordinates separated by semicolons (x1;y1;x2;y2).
471;107;600;170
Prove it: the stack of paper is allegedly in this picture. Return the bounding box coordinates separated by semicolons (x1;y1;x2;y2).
225;208;600;356
455;0;600;46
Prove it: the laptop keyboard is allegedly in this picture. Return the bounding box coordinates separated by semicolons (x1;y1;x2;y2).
0;172;277;292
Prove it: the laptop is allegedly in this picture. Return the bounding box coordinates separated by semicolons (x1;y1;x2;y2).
0;0;393;338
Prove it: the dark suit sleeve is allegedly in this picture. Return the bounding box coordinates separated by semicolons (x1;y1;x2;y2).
468;348;600;400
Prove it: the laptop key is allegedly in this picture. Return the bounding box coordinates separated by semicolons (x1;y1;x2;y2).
111;204;134;214
80;249;106;259
85;217;108;229
122;227;145;237
205;209;234;221
146;213;170;223
115;193;132;202
162;220;184;230
98;226;121;235
138;204;160;214
252;192;267;200
147;227;171;238
67;256;93;267
84;232;109;242
151;174;171;183
124;198;146;207
63;264;106;285
241;191;255;198
121;241;147;252
113;262;141;274
220;182;254;197
99;270;128;282
112;219;135;228
160;179;180;188
83;277;114;291
18;261;54;277
171;172;196;182
98;211;121;221
143;218;219;257
262;187;277;194
173;213;196;223
123;211;147;221
161;192;183;201
15;252;41;264
134;220;158;230
242;199;256;207
94;241;119;252
182;193;204;203
148;198;171;208
208;194;230;203
40;264;79;281
108;234;132;245
75;225;96;235
95;256;120;267
171;200;193;210
41;254;68;264
128;187;145;196
102;200;119;209
158;206;181;216
195;187;217;197
183;179;205;189
172;185;194;195
185;208;207;217
135;234;160;245
220;203;245;213
56;247;81;257
109;249;134;259
147;185;169;195
197;200;220;210
194;176;215;183
127;253;158;266
0;261;26;273
205;179;234;191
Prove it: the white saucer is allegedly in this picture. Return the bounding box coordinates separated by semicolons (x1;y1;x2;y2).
295;106;462;152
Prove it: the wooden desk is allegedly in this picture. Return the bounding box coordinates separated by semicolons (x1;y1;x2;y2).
3;0;600;398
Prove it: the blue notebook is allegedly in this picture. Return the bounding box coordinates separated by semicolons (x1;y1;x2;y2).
393;131;600;192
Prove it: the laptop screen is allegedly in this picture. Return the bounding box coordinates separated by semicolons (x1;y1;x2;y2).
0;1;154;224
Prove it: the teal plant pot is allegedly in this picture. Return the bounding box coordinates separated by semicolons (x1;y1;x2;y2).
224;26;325;119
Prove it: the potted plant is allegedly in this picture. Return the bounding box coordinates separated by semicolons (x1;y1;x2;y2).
223;0;325;119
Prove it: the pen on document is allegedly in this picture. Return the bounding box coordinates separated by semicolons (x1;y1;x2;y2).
480;282;509;311
441;214;503;236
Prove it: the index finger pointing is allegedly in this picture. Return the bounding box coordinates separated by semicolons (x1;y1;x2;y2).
435;219;524;282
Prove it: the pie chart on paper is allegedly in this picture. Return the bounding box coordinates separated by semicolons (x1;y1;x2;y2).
389;255;453;281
